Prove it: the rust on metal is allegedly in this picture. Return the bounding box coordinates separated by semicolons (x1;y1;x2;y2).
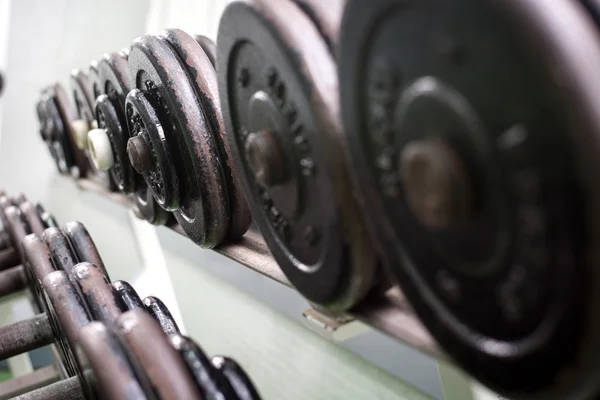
42;227;78;276
0;313;53;360
78;322;148;400
62;221;110;279
12;375;84;400
117;310;203;399
71;262;120;324
19;201;46;236
0;265;27;298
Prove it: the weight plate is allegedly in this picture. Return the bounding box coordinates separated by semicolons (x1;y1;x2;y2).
218;0;376;310
43;227;79;276
4;205;32;261
89;60;102;112
43;270;95;398
71;262;121;324
35;203;58;228
134;179;172;226
143;296;180;336
70;70;95;123
339;0;600;396
78;322;148;400
116;310;203;399
193;35;216;68
112;280;145;311
49;83;89;178
96;53;137;193
170;334;238;399
62;221;109;279
211;356;261;400
19;201;45;236
71;69;116;191
22;234;56;310
128;33;229;247
293;0;343;55
38;88;73;174
159;28;252;241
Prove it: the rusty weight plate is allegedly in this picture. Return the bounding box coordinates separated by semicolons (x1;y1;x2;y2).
159;29;252;242
62;221;109;279
339;0;600;397
78;322;151;400
292;0;344;55
116;310;204;399
127;33;230;247
71;262;121;324
217;0;376;311
193;35;216;68
43;270;96;399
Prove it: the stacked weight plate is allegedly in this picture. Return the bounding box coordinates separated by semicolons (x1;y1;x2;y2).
32;1;600;398
0;191;260;400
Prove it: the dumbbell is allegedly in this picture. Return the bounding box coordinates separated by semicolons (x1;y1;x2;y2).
70;69;116;191
36;83;90;178
336;0;600;398
217;0;377;312
124;29;251;247
84;51;170;226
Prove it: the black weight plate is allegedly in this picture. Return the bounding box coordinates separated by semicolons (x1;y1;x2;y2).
211;356;261;400
70;70;95;122
134;179;172;226
339;0;600;397
35;203;58;228
143;296;180;336
112;280;145;311
71;69;116;191
193;35;216;68
126;88;179;210
50;83;90;178
128;34;229;247
39;89;73;174
159;28;252;241
89;60;102;113
97;53;137;193
218;0;376;310
170;335;238;399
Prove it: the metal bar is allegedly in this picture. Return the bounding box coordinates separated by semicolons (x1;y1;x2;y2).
0;266;27;299
0;248;20;272
74;177;443;359
11;376;83;400
0;365;60;400
0;314;53;360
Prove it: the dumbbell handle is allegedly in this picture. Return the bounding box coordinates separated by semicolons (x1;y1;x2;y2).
12;376;84;400
0;313;53;360
0;265;27;298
